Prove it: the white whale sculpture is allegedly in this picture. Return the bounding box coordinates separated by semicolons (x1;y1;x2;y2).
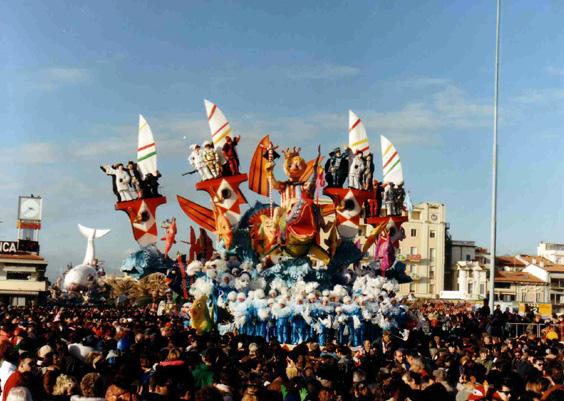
63;224;111;292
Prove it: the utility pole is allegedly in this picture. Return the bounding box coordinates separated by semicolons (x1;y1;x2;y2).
489;0;501;313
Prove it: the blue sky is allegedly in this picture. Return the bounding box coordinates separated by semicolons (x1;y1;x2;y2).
1;1;563;279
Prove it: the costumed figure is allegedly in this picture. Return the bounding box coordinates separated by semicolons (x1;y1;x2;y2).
141;171;162;198
334;306;350;345
272;299;292;344
325;147;350;188
384;183;396;216
101;164;135;202
265;146;329;263
203;141;222;178
126;161;143;198
291;297;308;344
315;296;334;346
394;183;406;216
251;289;269;338
222;135;241;176
189;144;213;181
161;218;177;258
348;151;365;190
363;153;375;190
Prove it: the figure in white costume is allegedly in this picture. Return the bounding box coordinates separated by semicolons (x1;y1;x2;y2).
101;164;135;202
348;151;365;190
63;225;110;292
189;144;213;180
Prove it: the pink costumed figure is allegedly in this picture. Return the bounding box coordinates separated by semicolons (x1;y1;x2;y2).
375;233;395;276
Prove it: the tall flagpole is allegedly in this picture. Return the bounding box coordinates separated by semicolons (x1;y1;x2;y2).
489;0;501;313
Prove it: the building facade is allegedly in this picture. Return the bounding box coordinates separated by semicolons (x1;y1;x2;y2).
537;242;564;265
396;202;447;298
0;244;48;306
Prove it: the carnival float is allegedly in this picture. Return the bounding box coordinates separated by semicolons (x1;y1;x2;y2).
58;101;418;345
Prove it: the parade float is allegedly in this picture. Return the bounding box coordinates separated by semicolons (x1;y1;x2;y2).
94;103;416;345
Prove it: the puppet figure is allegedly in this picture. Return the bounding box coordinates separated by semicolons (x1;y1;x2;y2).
222;135;241;175
101;164;135;202
126;161;143;198
203;141;222;178
348;151;365;190
189;144;213;181
363;153;375;190
325;147;350;188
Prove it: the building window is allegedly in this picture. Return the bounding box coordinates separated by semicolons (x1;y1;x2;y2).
430;248;436;262
430;230;436;238
480;284;485;294
410;264;416;273
466;254;471;261
411;211;421;220
429;283;435;294
411;229;417;237
536;292;543;302
6;272;31;281
429;267;434;279
410;247;418;255
468;283;473;293
409;283;415;292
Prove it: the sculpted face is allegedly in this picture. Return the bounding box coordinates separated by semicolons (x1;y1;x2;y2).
284;155;306;180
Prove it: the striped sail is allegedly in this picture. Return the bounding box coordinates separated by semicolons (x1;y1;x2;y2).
380;135;403;185
204;99;232;148
137;114;157;179
348;110;370;155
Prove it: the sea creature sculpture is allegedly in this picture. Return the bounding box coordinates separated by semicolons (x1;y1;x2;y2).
161;217;177;257
63;225;110;292
190;295;213;334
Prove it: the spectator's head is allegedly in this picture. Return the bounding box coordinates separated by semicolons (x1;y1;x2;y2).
6;387;33;401
17;354;34;374
52;374;78;396
79;372;105;398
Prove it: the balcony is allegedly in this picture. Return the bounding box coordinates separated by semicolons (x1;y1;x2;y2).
0;279;47;294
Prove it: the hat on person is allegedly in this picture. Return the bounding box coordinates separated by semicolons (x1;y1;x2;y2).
37;345;53;359
468;386;486;400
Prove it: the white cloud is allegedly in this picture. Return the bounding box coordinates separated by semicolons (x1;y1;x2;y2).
546;65;564;77
512;88;564;105
287;63;360;80
35;67;91;90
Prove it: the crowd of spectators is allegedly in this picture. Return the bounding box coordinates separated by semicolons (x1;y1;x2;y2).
0;302;561;401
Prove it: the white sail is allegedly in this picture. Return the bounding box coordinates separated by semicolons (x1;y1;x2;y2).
137;114;157;179
348;110;370;155
204;99;233;149
380;135;404;185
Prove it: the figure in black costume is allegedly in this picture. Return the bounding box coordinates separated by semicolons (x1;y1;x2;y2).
394;183;406;216
141;171;162;198
100;164;119;201
325;147;350;188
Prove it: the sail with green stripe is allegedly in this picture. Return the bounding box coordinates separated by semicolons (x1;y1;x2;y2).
137;114;158;179
380;135;403;185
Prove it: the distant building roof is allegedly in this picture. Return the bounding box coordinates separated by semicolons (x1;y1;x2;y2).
495;256;526;268
495;270;546;284
519;255;564;274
